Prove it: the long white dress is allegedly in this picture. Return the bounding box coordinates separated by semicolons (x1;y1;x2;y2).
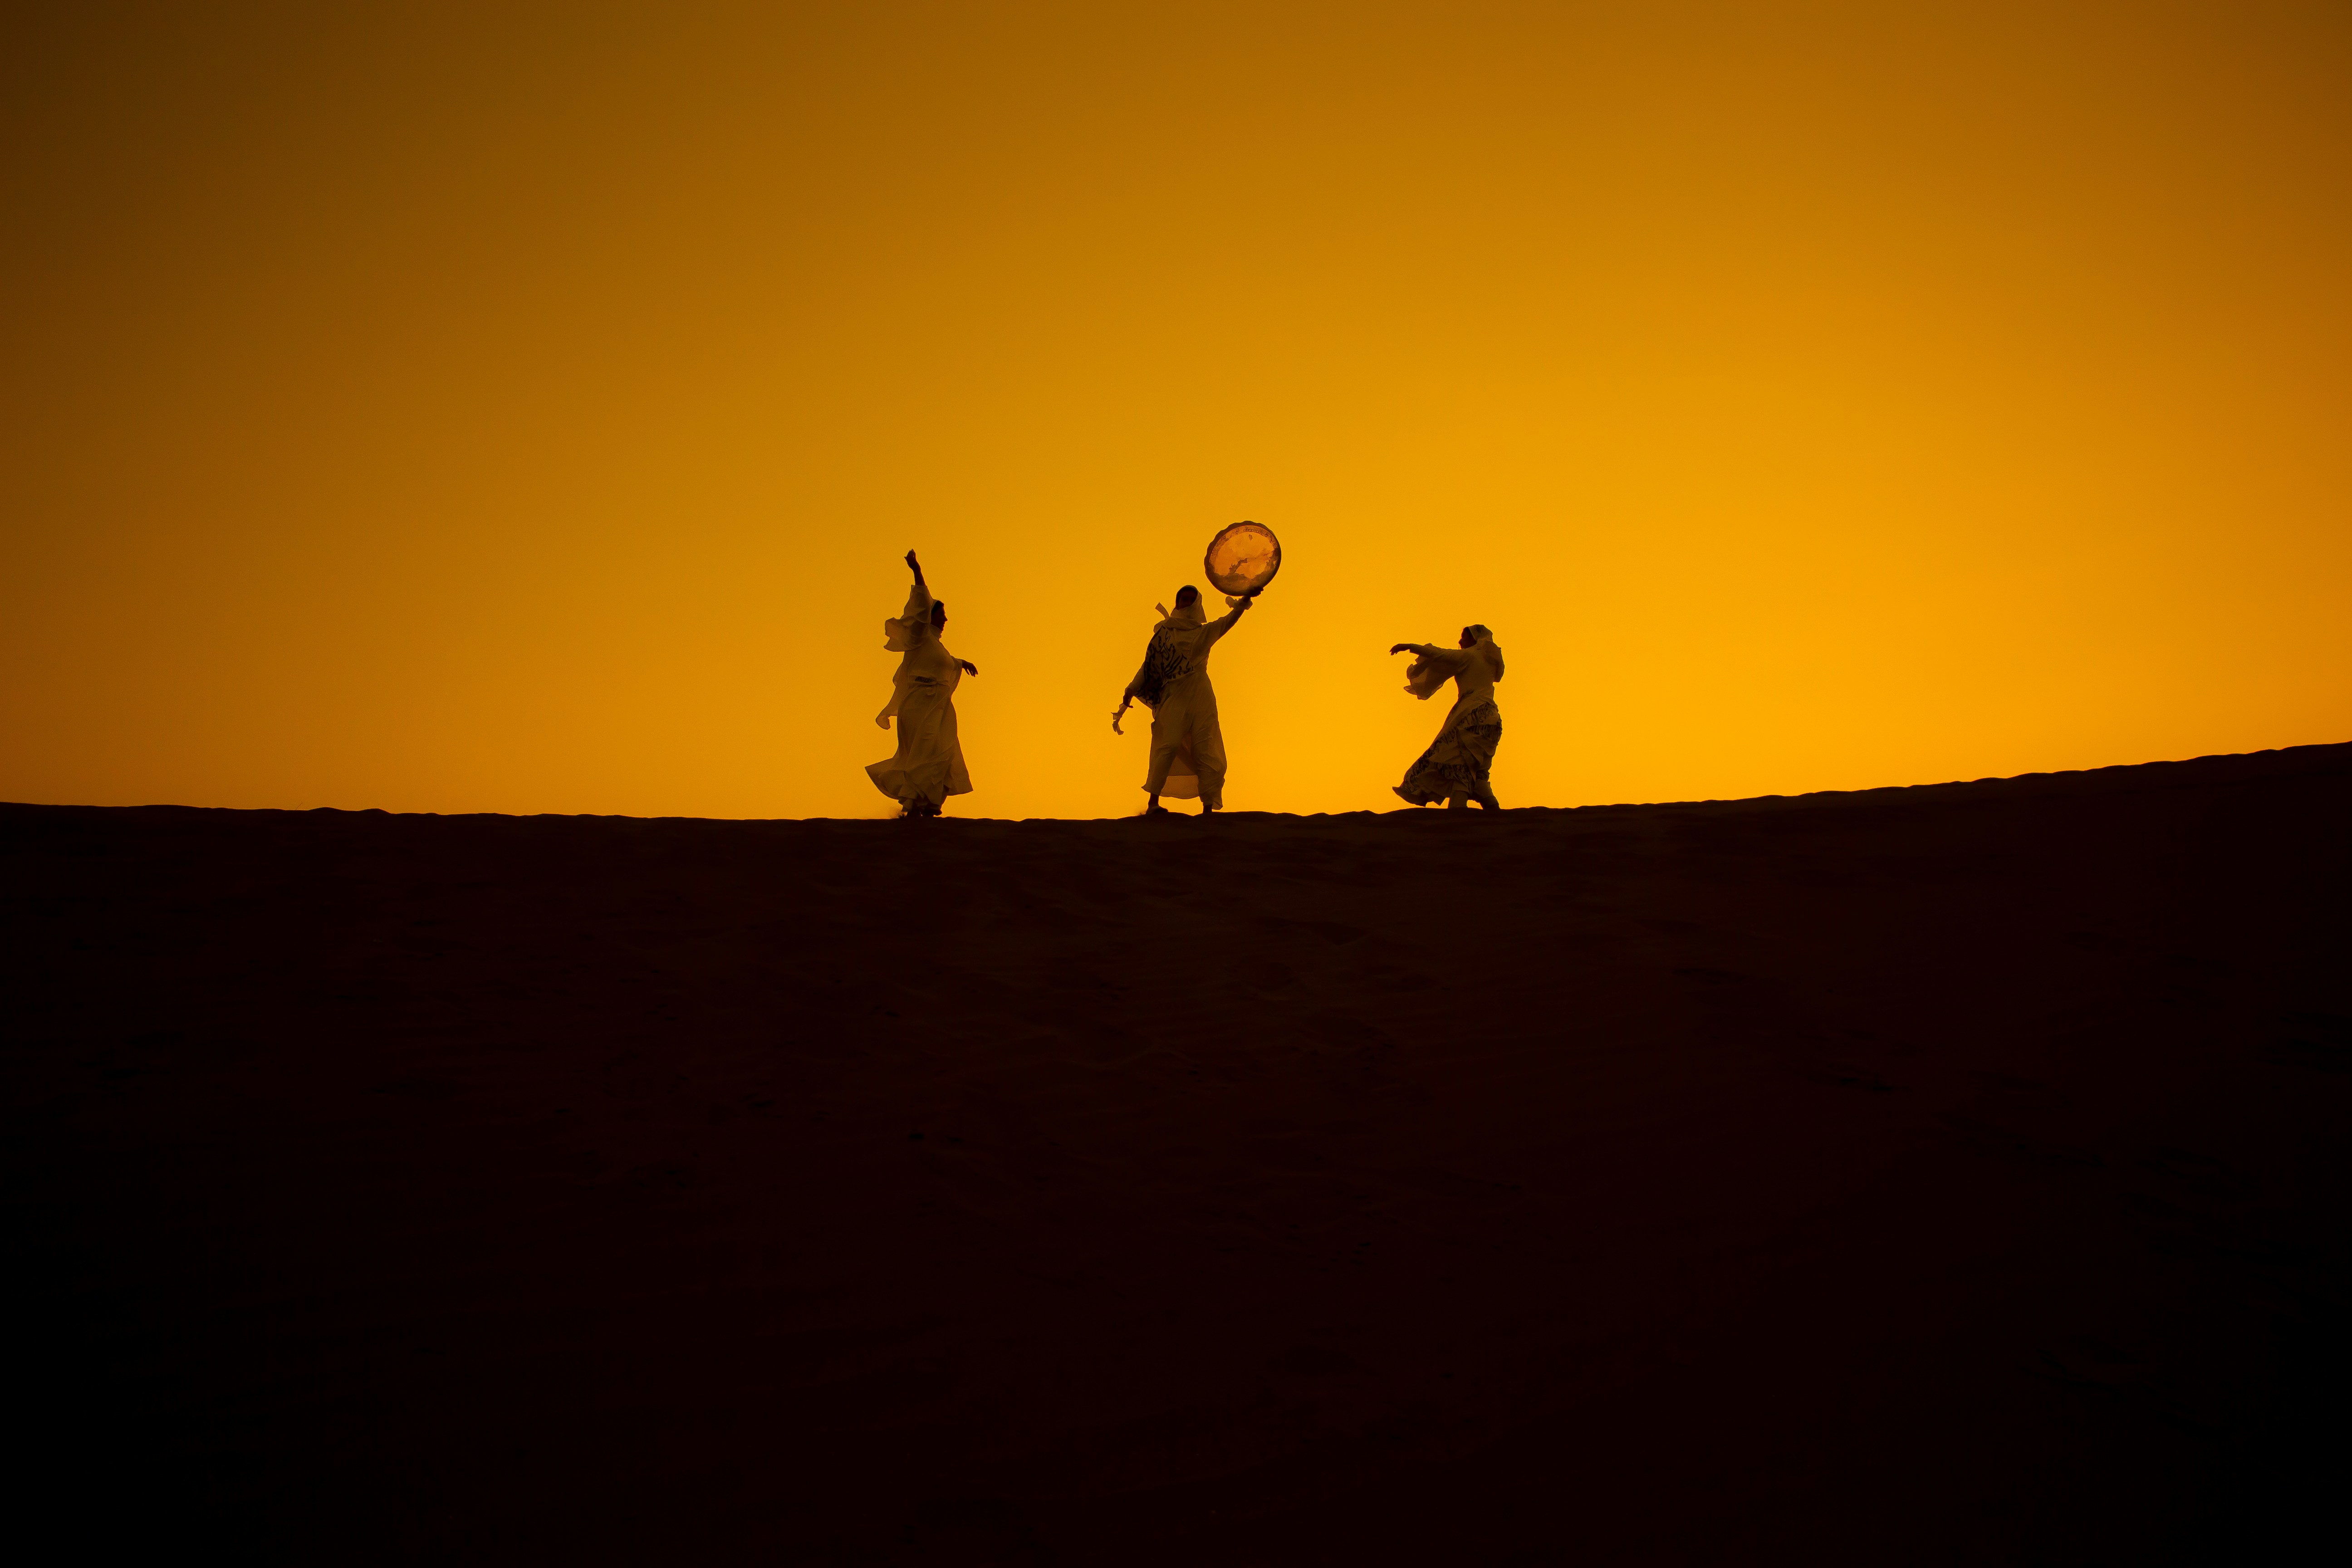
867;583;972;809
1123;596;1252;808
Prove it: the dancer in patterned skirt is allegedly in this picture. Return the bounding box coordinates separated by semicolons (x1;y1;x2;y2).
1390;624;1504;811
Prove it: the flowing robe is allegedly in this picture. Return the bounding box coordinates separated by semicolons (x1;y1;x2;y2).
867;583;972;808
1123;597;1251;808
1394;636;1504;805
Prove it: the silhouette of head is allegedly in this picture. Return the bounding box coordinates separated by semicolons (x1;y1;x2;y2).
1459;626;1475;648
931;599;947;631
1175;585;1200;608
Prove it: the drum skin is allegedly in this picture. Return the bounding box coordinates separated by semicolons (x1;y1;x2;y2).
1204;521;1281;596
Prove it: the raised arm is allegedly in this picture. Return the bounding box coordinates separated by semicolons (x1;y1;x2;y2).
1200;590;1256;648
897;550;935;635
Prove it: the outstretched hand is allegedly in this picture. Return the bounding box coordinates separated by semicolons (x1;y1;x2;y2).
1389;643;1412;656
958;660;979;677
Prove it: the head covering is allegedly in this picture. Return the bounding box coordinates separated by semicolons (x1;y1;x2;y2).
1468;625;1503;681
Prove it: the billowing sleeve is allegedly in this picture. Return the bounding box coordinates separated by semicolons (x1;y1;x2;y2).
1402;644;1468;700
878;582;935;724
883;583;935;652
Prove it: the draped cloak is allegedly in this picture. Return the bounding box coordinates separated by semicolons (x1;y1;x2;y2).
1122;596;1251;808
867;582;972;808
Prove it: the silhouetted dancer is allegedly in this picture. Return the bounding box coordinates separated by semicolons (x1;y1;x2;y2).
868;549;977;818
1390;624;1504;810
1113;583;1258;814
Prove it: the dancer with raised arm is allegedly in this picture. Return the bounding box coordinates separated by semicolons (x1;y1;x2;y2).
1390;624;1504;811
1113;583;1257;814
868;549;976;818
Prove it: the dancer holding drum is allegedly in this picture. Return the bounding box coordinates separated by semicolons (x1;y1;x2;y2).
1390;625;1504;811
1112;522;1280;815
868;549;976;818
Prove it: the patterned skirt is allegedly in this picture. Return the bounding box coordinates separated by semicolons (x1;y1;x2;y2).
1395;700;1501;805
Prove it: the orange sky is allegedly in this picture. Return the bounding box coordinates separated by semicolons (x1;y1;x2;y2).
4;2;2347;819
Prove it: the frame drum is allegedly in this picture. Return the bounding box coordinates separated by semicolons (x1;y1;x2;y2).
1203;520;1282;597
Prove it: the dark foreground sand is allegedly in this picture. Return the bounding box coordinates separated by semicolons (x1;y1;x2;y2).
6;745;2351;1564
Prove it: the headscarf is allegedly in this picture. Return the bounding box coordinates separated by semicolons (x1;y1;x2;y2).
1467;624;1504;683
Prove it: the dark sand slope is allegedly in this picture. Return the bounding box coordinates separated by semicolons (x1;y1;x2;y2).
6;747;2351;1564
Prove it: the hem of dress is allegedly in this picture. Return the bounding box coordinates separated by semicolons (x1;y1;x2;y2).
867;774;973;805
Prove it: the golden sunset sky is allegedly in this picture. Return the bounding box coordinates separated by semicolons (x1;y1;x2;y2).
4;3;2347;818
